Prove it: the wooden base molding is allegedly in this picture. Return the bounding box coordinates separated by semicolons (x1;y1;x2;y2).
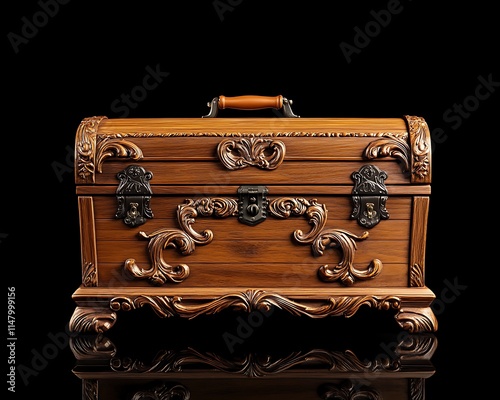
70;286;437;333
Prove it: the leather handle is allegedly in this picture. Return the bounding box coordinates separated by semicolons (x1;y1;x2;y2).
203;95;299;118
218;95;283;110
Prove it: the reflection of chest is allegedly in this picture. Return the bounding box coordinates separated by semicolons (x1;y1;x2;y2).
69;95;437;335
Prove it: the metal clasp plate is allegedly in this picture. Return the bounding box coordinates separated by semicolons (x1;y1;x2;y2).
115;165;154;227
237;185;268;226
350;165;389;228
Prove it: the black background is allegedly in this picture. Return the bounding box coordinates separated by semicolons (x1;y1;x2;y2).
3;0;496;398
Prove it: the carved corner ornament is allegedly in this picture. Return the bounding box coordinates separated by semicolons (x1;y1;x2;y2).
75;115;144;184
362;115;431;183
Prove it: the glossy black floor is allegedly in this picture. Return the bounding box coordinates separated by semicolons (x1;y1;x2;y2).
4;1;494;398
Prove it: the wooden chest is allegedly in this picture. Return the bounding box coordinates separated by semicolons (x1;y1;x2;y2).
69;95;437;333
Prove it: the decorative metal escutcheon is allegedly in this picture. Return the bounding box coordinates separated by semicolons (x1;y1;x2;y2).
238;185;268;226
115;165;154;227
350;164;389;228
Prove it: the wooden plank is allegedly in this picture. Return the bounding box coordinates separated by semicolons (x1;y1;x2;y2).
96;262;409;288
94;160;409;185
94;217;410;242
95;239;409;264
113;136;392;161
410;196;430;286
96;117;409;134
78;196;98;287
77;184;431;195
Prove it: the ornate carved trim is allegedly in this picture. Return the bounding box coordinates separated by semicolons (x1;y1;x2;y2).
217;137;286;170
75;116;107;184
362;116;431;184
404;115;432;183
128;196;379;286
95;131;409;138
69;306;117;333
75;115;145;184
110;290;401;320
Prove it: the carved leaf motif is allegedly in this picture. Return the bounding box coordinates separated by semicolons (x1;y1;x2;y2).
404;115;431;181
75;116;107;183
177;197;238;243
268;197;328;243
217;137;286;170
96;138;143;173
363;136;410;175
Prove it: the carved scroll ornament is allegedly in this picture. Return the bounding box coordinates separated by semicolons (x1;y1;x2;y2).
75;115;144;184
217;137;286;170
125;195;382;286
362;115;431;183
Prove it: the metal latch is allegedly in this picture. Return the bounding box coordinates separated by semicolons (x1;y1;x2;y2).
115;165;154;227
237;185;268;226
350;164;389;228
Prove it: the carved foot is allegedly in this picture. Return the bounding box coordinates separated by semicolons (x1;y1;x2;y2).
395;307;437;333
69;306;117;333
